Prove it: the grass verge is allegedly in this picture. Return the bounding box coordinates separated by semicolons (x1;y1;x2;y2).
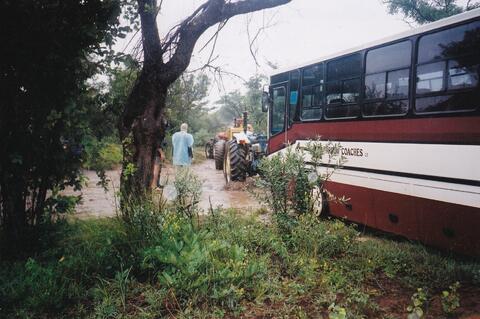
1;210;479;318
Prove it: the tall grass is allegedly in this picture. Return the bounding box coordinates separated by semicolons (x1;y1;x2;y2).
1;210;479;318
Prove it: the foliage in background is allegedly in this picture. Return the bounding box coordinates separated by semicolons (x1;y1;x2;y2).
81;60;140;173
83;137;123;171
162;72;231;149
0;0;125;244
383;0;480;24
89;59;140;142
216;74;268;134
165;73;211;135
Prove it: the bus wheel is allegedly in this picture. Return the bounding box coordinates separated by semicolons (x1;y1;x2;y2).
312;187;329;217
224;140;247;183
214;140;225;170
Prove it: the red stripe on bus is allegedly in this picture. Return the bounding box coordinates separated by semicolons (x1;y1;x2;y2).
268;116;480;154
325;181;480;256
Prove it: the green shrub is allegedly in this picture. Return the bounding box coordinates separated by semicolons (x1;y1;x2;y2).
204;210;288;260
193;128;211;146
119;195;165;246
441;281;460;315
83;137;122;171
255;139;345;234
56;219;131;280
0;258;82;314
173;167;202;221
142;214;267;310
353;239;480;290
290;214;358;259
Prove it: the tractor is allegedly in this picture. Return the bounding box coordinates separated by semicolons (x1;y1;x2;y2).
213;112;267;182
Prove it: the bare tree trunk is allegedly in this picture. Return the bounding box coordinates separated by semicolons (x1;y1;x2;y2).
33;182;48;224
120;70;167;195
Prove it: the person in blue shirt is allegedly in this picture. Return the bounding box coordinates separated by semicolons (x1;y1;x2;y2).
172;123;194;166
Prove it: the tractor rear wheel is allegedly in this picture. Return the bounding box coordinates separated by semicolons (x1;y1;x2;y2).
224;140;247;182
214;140;225;170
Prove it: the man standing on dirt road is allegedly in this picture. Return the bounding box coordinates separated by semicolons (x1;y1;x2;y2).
172;123;194;166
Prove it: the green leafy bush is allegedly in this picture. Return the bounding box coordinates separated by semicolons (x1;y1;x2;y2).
441;281;460;315
142;213;267;310
290;213;358;259
83;137;122;171
0;258;82;314
255;139;345;234
173;167;202;220
193;128;211;146
407;288;428;319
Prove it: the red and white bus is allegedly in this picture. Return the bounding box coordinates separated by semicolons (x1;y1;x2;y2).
263;9;480;255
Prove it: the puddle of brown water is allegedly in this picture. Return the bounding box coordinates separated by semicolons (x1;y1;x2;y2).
67;159;264;218
160;160;263;213
64;169;120;219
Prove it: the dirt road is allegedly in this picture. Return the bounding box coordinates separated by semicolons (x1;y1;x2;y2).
69;159;262;218
163;159;262;212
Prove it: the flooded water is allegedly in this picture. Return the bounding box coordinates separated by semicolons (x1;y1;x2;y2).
68;159;263;218
64;170;120;219
159;159;263;212
191;159;261;212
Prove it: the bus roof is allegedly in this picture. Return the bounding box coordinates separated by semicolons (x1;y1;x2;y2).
270;7;480;77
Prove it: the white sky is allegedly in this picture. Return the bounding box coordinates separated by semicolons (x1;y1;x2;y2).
119;0;414;105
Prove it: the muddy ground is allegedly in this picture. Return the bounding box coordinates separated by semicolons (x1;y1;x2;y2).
68;159;263;218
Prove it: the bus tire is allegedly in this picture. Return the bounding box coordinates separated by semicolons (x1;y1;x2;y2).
312;187;330;218
224;140;247;182
214;140;225;170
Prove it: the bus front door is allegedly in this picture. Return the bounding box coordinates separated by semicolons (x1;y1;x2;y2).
269;84;288;153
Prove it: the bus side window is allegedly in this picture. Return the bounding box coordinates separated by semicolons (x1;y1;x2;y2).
300;63;323;121
415;20;480;114
325;53;361;119
363;40;411;117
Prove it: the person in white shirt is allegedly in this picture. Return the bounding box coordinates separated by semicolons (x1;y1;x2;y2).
172;123;194;166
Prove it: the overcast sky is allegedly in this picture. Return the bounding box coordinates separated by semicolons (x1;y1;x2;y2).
120;0;415;105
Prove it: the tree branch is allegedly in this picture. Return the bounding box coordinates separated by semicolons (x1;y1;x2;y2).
163;0;291;84
138;0;162;66
246;10;279;67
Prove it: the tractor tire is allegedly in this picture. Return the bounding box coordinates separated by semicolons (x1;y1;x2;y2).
214;140;226;170
224;140;247;183
205;142;214;159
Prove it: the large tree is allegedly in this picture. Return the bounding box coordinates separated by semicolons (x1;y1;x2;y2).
0;0;124;242
119;0;291;194
383;0;480;24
